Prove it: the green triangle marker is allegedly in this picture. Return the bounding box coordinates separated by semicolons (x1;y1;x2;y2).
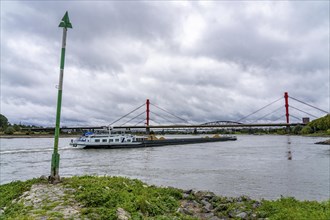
58;11;73;29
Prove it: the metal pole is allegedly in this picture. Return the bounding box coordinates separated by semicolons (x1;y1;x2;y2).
50;12;72;183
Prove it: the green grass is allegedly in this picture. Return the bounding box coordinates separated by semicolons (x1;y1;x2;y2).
63;175;183;219
0;178;46;220
0;178;45;208
257;197;330;220
1;176;329;219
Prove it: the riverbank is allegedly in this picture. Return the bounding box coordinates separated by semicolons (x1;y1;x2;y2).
0;176;329;220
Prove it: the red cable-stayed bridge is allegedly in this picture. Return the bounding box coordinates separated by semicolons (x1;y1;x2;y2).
29;92;328;133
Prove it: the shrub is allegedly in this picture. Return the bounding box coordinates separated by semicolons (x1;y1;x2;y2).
4;126;15;135
276;129;286;135
292;125;302;135
301;126;313;135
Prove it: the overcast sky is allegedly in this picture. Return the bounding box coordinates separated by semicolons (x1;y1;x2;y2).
1;1;329;127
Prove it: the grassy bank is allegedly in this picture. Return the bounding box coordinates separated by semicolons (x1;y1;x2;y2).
0;176;329;220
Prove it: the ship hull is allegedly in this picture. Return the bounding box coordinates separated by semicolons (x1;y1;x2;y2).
75;136;237;149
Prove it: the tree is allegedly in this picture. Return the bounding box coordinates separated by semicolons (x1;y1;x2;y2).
0;114;9;129
292;125;302;135
4;126;15;135
13;124;21;132
301;126;313;135
308;114;330;132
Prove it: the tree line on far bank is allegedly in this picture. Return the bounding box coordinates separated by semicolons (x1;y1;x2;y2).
223;114;329;136
0;114;42;135
0;114;329;136
299;114;330;135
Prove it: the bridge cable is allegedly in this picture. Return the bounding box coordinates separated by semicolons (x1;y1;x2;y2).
289;96;328;114
272;114;285;122
109;103;145;126
237;97;283;122
290;114;301;121
134;118;146;126
150;103;191;124
151;111;177;125
149;118;161;125
263;114;285;122
289;106;318;118
254;106;283;122
120;111;145;126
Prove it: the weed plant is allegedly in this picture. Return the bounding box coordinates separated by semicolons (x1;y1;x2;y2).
0;176;329;219
63;175;183;219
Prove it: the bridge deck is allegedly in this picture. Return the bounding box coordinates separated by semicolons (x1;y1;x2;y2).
25;123;305;132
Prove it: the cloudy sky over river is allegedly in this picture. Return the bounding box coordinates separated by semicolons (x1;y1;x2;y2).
1;1;329;126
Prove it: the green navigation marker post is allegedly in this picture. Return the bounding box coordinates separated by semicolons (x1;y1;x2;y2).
50;11;72;183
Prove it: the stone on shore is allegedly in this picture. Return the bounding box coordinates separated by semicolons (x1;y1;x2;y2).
116;207;131;220
315;139;330;145
15;183;82;219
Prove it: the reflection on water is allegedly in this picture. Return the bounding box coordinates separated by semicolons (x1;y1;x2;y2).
286;136;292;160
0;135;329;201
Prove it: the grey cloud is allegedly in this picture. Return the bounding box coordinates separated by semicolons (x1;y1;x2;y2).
190;1;329;72
1;1;328;126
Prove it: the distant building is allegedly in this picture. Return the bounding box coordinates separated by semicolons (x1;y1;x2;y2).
302;117;310;124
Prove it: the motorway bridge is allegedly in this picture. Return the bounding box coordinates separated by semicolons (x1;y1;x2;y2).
27;122;306;133
27;92;326;133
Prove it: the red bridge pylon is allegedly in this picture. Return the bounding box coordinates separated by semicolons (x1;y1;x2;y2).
284;92;289;124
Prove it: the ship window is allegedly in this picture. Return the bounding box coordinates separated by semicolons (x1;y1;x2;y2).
95;139;100;142
127;139;131;142
115;139;119;142
109;139;113;142
102;139;107;142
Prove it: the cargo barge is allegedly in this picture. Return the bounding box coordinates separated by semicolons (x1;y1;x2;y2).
70;128;237;149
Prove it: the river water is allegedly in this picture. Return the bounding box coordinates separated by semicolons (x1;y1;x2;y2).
0;135;329;201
